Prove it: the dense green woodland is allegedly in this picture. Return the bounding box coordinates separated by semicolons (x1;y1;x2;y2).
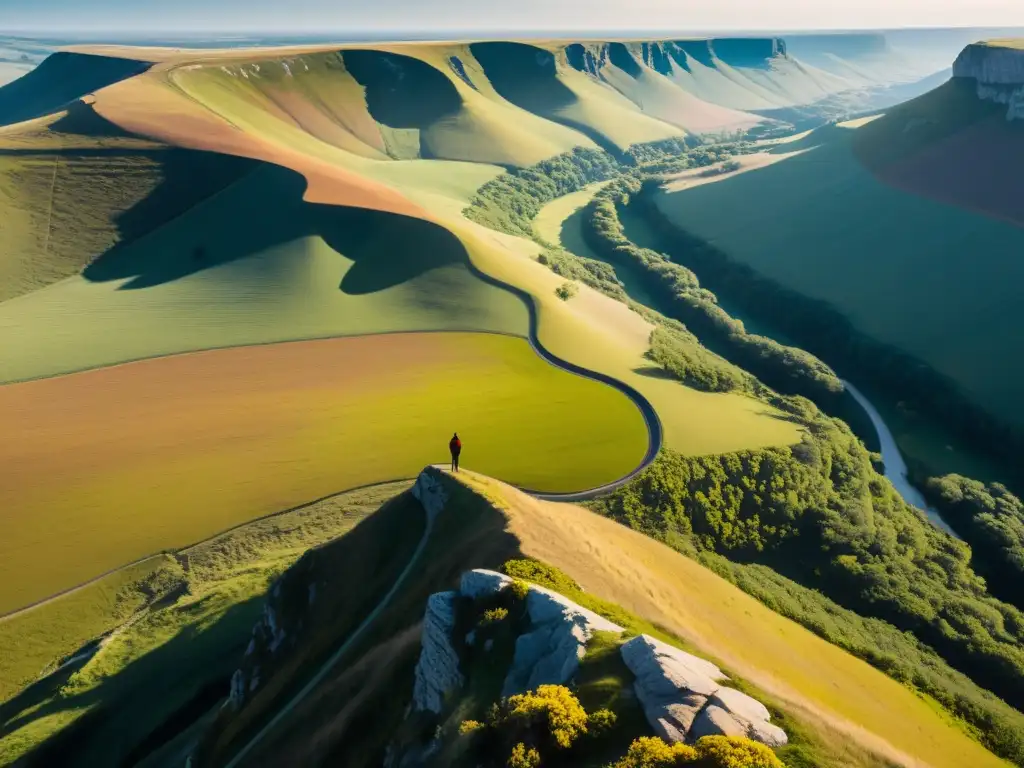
591;417;1024;764
582;177;843;405
463;144;1024;765
925;475;1024;611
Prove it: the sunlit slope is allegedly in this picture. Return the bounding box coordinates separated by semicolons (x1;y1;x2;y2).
444;215;803;457
470;41;683;153
170;48;590;167
461;472;1009;768
0;104;256;302
0;51;149;126
580;42;762;134
854;78;1024;227
0;333;648;615
657;40;859;111
651;121;1024;428
89;68;433;217
0;163;527;382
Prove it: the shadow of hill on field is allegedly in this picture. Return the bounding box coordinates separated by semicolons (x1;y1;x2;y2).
7;597;264;768
0;132;256;301
8;488;444;768
0;52;150;127
469;42;626;158
341;49;462;130
82;163;471;292
84;162;470;293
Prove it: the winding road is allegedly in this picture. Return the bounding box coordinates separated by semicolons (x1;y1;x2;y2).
466;261;664;502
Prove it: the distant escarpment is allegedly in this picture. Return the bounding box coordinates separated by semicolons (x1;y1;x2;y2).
564;38;787;78
953;42;1024;120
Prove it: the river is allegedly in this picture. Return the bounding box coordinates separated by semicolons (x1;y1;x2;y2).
842;380;959;538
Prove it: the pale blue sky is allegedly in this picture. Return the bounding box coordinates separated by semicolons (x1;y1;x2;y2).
2;0;1024;34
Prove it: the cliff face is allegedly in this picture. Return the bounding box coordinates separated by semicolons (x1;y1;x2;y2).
953;42;1024;120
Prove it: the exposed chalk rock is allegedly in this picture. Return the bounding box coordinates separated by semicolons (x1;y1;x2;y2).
525;584;623;633
710;687;771;725
621;634;725;702
224;668;246;711
411;591;463;713
454;570;624;697
459;569;512;599
747;719;790;748
621;634;786;747
502;589;623;697
953;43;1024;120
648;694;709;742
690;704;747;740
412;470;448;521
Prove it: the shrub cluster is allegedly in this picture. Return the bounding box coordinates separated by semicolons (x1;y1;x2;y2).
609;735;783;768
592;421;1024;764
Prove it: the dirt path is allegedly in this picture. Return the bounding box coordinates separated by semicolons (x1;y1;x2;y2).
222;497;436;768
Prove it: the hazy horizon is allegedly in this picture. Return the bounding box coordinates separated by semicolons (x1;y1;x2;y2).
3;0;1024;35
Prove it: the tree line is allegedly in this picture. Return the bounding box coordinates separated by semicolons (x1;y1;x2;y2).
628;182;1024;492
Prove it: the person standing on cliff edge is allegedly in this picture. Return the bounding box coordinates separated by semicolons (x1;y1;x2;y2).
449;433;462;472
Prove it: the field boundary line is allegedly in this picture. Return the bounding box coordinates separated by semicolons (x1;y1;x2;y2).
0;478;416;623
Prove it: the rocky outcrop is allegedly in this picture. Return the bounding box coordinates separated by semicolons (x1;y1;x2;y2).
503;581;623;696
621;634;787;748
411;591;463;713
412;468;449;522
953;43;1024;120
407;571;785;748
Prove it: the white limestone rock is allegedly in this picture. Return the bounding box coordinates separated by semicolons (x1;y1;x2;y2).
412;470;448;521
411;591;463;713
953;44;1024;121
621;635;725;703
459;569;512;599
525;584;623;633
690;704;747;740
620;635;786;747
747;719;790;748
502;590;623;697
710;687;771;725
224;668;246;711
649;695;708;743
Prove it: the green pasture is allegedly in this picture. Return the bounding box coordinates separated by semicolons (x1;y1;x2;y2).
0;481;411;766
652;122;1024;427
0;162;527;382
1;332;648;616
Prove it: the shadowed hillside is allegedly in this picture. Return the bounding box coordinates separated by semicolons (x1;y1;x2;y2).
0;103;257;301
470;41;683;155
0;52;150;126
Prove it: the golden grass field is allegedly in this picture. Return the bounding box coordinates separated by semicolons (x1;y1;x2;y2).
454;470;1008;768
0;332;647;616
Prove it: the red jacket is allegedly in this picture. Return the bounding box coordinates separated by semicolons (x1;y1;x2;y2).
449;437;462;454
